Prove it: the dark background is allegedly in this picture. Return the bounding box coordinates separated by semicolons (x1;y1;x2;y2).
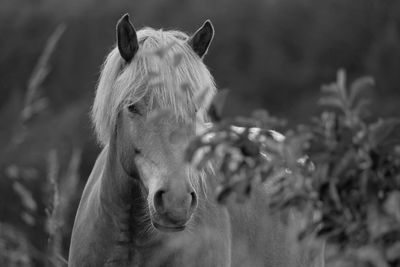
1;0;400;265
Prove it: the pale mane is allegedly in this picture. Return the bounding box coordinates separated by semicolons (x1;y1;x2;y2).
92;27;217;146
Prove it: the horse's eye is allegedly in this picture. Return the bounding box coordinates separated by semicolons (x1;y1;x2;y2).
127;104;141;115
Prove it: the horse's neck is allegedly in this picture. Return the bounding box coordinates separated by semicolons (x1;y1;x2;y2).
99;145;150;242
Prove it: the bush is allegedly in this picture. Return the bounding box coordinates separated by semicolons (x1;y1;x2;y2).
186;70;400;267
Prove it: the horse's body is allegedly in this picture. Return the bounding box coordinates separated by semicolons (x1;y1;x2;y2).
69;15;324;267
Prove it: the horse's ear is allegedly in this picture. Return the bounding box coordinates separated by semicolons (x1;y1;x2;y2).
116;14;139;62
188;20;214;58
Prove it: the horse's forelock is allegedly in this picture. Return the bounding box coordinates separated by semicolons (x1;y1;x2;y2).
92;27;216;147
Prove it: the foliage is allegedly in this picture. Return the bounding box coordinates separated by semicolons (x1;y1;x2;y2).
0;24;74;267
0;223;33;266
186;70;400;267
2;1;400;263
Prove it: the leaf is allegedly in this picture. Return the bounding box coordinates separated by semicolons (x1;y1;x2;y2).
184;138;204;162
321;84;340;95
369;118;400;148
318;96;344;111
336;69;348;101
173;53;184;67
238;138;260;157
180;82;191;93
5;165;19;179
298;220;321;240
355;246;389;267
384;192;400;222
386;242;400;261
329;181;342;211
367;204;392;240
13;182;37;212
349;76;374;108
31;97;48;113
251;109;287;128
147;108;173;126
352;98;370;117
233;180;252;203
217;186;233;204
153;41;176;58
194;86;212;110
332;150;356;177
195;148;215;170
21;212;35;226
208;89;229;122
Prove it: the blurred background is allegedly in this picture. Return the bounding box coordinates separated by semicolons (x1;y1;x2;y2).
1;0;400;266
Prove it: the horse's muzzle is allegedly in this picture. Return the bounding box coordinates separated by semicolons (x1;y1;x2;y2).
151;189;197;232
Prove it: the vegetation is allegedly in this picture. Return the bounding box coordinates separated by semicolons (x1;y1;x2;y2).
0;24;76;267
186;70;400;267
1;0;400;266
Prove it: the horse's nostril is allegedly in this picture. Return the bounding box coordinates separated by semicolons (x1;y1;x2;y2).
154;190;166;213
190;191;197;211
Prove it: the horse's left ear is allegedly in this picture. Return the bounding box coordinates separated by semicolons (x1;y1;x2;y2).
116;14;139;62
188;20;214;58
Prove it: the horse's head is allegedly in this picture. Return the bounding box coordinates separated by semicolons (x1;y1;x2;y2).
92;14;215;233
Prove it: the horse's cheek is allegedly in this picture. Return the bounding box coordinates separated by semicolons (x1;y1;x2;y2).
134;157;159;190
123;116;143;153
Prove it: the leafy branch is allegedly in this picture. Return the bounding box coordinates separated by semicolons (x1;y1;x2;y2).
185;69;400;267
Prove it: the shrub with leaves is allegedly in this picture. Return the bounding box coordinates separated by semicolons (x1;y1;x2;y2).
185;70;400;267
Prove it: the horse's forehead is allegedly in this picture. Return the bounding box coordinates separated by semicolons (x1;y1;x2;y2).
145;111;195;132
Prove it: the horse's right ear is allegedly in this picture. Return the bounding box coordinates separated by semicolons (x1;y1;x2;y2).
116;14;139;62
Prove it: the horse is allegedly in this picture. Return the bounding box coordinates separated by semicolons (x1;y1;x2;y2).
68;14;325;267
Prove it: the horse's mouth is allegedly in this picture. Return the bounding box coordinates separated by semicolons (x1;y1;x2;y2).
152;222;186;232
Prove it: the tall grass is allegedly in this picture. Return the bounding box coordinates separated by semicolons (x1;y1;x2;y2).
0;23;80;267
